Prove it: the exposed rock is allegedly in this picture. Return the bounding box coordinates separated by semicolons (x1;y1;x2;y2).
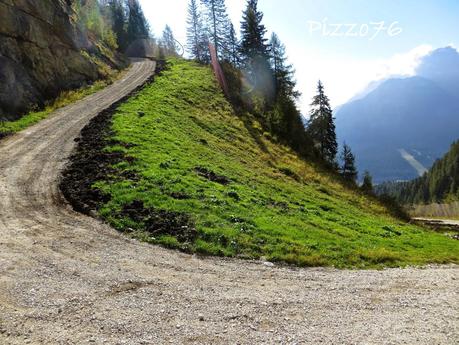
0;0;126;120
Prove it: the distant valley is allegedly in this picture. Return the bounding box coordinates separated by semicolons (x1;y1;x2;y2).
336;47;459;183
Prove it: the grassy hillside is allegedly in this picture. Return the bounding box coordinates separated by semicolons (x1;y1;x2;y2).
90;59;458;268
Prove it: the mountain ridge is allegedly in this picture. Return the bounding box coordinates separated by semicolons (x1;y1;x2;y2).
336;46;459;183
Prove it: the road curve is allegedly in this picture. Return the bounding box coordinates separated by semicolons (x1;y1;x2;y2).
0;60;458;345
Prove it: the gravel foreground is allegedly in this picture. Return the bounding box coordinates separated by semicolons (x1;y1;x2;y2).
0;60;458;345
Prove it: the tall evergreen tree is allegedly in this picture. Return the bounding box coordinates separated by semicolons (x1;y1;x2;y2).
107;0;128;50
266;32;307;150
269;32;298;100
127;0;150;42
239;0;273;103
361;171;374;194
307;81;337;164
160;25;178;56
186;0;205;61
201;0;229;59
239;0;269;63
223;22;239;65
340;143;358;183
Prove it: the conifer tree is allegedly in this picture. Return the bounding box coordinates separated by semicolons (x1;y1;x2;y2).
269;32;298;100
127;0;150;42
107;0;128;50
239;0;269;63
239;0;273;103
361;171;374;193
224;23;239;65
186;0;205;61
340;143;358;183
160;25;178;56
201;0;229;59
307;81;337;164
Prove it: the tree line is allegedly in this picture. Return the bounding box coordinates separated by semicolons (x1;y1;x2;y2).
185;0;371;189
78;0;372;193
377;140;459;205
75;0;179;58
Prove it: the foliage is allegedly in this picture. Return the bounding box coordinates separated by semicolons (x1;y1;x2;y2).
340;143;358;183
378;140;459;205
76;0;151;53
201;0;230;59
307;81;338;164
239;0;274;106
92;59;459;268
126;0;150;42
107;0;129;50
361;171;374;194
186;0;206;61
223;23;240;65
74;0;118;50
159;25;179;57
269;33;298;101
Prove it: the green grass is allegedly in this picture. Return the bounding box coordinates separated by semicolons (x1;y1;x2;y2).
0;71;123;136
93;59;459;268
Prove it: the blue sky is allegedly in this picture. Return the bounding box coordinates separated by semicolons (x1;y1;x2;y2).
139;0;459;113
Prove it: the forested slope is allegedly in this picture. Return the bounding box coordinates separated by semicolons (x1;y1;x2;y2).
378;140;459;205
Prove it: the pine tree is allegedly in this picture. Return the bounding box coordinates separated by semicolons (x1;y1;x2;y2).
107;0;128;50
160;25;178;57
127;0;150;43
340;143;358;183
307;81;337;164
269;32;298;100
361;171;374;194
239;0;269;63
201;0;229;59
239;0;273;103
223;23;239;65
266;32;306;148
186;0;205;61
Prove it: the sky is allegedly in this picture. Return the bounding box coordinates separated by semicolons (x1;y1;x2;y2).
139;0;459;114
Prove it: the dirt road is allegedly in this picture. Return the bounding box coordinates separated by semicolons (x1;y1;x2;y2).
0;59;458;345
413;218;459;227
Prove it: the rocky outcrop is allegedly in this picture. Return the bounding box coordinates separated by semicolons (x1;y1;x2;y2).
0;0;126;120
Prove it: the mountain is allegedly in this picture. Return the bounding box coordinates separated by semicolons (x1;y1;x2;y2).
416;46;459;96
335;47;459;183
377;140;459;205
0;0;125;120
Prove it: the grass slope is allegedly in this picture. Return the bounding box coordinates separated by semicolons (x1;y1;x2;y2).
94;59;458;268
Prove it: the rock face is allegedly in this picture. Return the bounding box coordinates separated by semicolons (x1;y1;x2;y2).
0;0;125;120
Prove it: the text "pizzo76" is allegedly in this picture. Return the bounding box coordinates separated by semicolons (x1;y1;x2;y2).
307;19;403;40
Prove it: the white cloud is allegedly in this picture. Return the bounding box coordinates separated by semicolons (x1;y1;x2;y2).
374;44;433;79
296;44;434;116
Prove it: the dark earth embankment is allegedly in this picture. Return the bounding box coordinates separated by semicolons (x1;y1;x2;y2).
59;61;198;242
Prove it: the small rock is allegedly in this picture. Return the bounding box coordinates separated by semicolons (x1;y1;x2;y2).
198;314;205;321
